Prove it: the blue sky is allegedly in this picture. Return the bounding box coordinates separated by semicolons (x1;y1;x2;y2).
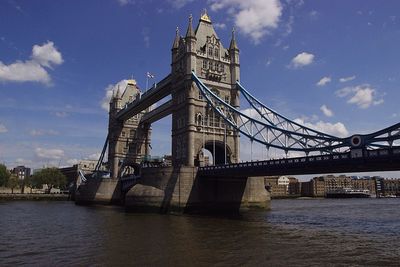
1;0;399;178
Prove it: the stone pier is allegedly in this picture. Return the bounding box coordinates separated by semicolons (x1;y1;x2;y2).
125;166;270;213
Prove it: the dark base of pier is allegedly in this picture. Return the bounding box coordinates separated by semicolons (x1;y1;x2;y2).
125;166;270;214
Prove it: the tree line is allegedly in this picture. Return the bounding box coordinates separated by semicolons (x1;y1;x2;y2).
0;164;67;193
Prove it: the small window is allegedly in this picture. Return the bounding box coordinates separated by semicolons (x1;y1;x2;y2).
214;62;218;71
208;47;213;57
220;64;224;72
209;61;213;70
214;48;219;58
198;91;203;100
121;131;126;137
225;95;229;103
130;129;136;138
203;60;207;69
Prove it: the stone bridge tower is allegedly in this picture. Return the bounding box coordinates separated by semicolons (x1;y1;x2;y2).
108;80;151;178
171;11;240;167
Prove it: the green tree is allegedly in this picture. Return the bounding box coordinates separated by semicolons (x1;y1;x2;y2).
32;168;67;193
0;163;10;187
8;174;19;194
24;175;39;193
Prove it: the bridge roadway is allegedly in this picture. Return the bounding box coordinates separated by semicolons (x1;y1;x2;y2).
198;147;400;177
116;74;172;122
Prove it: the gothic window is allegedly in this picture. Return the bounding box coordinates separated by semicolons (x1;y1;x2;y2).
196;113;202;125
203;60;207;69
208;47;213;57
214;48;219;58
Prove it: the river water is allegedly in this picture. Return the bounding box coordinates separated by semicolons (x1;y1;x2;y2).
0;198;399;266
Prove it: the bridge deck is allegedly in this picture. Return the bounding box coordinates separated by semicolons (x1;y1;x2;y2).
198;148;400;177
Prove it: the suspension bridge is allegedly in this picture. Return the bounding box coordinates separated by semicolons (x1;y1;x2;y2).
75;11;400;212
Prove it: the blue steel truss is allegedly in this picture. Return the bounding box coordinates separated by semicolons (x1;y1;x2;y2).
192;72;400;154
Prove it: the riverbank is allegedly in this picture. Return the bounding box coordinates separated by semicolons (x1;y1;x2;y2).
0;193;70;201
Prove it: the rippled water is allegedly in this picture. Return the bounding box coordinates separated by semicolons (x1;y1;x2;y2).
0;199;399;266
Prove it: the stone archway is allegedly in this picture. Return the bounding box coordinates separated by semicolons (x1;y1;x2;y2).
196;141;232;166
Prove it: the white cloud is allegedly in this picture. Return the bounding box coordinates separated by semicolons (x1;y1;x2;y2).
101;79;129;112
290;52;314;68
294;118;349;137
336;84;384;109
66;158;79;165
35;147;64;160
0;41;63;84
168;0;194;9
55;111;68;118
29;129;59;136
0;123;8;133
0;61;50;84
16;158;33;166
31;41;63;68
320;105;334;117
117;0;134;6
339;75;356;83
214;22;226;29
316;76;331;86
86;153;101;160
210;0;282;44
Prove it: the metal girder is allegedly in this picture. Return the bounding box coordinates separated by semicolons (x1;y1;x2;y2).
192;72;400;154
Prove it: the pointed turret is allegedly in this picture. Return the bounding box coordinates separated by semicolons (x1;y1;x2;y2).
229;27;240;86
229;27;239;51
185;14;195;39
172;27;180;50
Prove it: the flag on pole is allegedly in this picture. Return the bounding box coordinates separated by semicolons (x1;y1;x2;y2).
146;72;155;78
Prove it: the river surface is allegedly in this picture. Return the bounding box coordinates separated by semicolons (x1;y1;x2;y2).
0;198;399;266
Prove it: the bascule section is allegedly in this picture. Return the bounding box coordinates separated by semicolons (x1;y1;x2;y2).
170;11;240;167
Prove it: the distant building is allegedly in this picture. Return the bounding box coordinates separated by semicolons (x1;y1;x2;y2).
12;166;31;193
265;176;300;198
382;178;400;196
301;175;381;197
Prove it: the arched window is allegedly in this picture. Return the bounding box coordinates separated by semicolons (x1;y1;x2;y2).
196;113;203;125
